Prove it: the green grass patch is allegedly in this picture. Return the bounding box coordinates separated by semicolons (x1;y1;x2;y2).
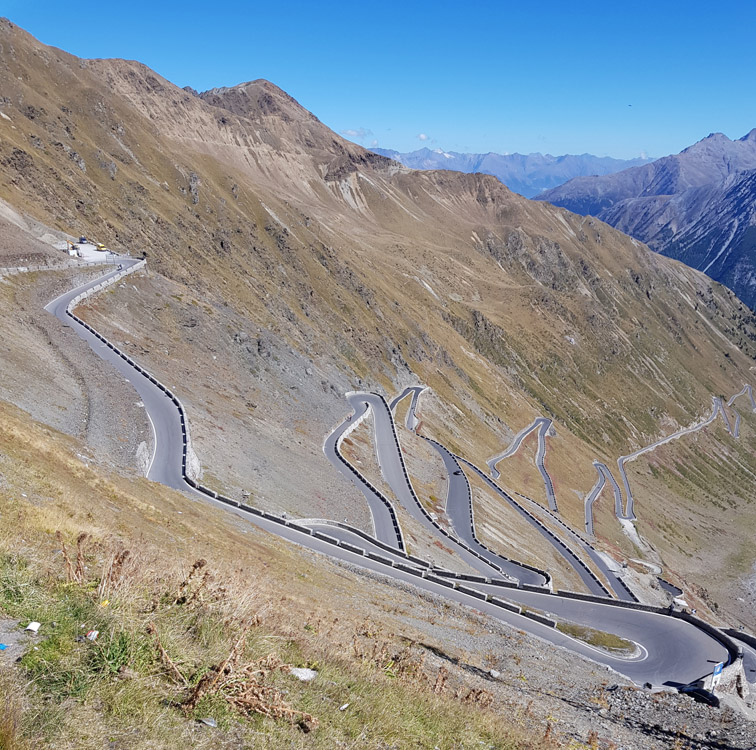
556;621;635;655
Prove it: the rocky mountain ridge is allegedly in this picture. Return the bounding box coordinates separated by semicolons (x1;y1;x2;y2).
371;146;651;197
536;131;756;307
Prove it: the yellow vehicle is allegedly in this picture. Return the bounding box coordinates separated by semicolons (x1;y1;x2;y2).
96;243;107;252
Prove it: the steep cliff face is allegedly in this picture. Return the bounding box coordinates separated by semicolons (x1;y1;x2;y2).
2;18;756;618
609;169;756;308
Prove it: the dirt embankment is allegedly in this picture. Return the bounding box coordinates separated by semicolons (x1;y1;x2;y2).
0;262;151;474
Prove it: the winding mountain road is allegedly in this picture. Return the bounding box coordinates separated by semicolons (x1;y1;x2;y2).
617;396;731;521
349;392;516;580
584;393;750;535
393;382;635;600
424;438;549;586
390;385;425;430
727;385;756;439
322;395;404;550
36;261;744;690
487;417;558;512
46;260;186;491
585;461;625;535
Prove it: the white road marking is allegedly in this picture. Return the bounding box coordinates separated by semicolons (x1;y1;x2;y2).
145;400;158;478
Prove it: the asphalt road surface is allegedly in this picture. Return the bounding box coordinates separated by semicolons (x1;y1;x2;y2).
389;385;425;430
46;259;185;490
461;459;610;597
453;581;730;686
734;635;756;684
616;396;730;521
359;392;514;580
487;419;557;514
322;397;404;549
396;382;634;600
423;438;549;586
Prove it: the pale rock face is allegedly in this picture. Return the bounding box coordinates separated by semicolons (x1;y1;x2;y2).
136;440;150;476
185;437;203;482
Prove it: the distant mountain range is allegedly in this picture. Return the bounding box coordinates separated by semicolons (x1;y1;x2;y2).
371;147;653;198
536;131;756;308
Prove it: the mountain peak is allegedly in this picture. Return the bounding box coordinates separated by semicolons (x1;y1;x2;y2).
679;131;733;155
687;132;731;149
739;128;756;142
199;79;319;124
203;78;285;98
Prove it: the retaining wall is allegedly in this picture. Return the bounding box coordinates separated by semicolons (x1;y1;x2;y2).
724;628;756;651
0;257;119;278
702;656;748;697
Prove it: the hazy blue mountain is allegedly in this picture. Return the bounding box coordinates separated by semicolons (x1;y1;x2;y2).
536;130;756;307
371;147;652;198
537;131;756;216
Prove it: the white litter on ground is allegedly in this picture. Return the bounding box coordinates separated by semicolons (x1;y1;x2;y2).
289;667;318;682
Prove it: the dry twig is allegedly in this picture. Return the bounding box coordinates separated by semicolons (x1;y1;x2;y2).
146;622;189;687
98;547;131;600
433;666;449;694
182;625;318;730
174;559;207;605
74;533;88;581
183;621;251;710
56;530;74;582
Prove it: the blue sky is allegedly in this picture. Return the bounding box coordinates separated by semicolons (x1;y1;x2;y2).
6;0;756;159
